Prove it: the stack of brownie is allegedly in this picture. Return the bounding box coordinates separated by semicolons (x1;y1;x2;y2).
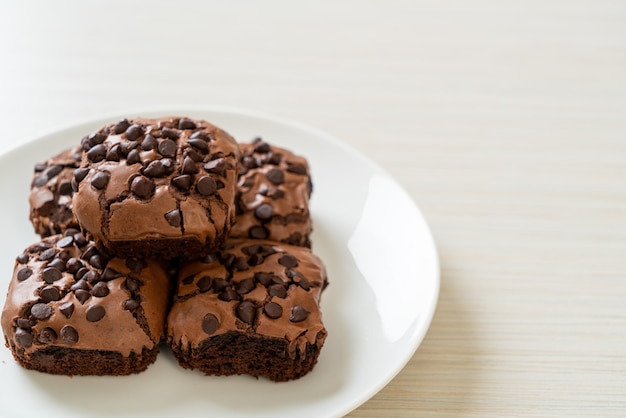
1;117;328;381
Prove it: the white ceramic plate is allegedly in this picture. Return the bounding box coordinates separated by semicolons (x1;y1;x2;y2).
0;107;439;418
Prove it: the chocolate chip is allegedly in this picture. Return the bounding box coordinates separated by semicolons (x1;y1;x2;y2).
297;276;310;291
87;144;107;163
264;302;283;319
59;302;74;318
38;327;58;343
74;168;90;184
247;254;264;266
237;301;256;325
106;144;121;162
249;225;268;239
125;124;143;141
266;168;284;185
234;257;250;272
31;303;52;320
39;248;56;261
60;325;79;344
32;174;48;187
286;162;307;175
279;254;298;268
268;188;285;199
172;174;192;191
182;156;199;175
196;276;213;292
180;275;194;286
42;267;62;283
183;148;202;163
162;127;180;140
255;272;274;287
81;270;98;285
190;131;208;141
161;158;175;174
126;149;141;165
45;165;63;179
15;328;33;347
196;176;217;196
158;139;177;158
75;289;91;304
89;132;107;146
289;306;310;322
34;162;47;173
131;175;155;199
268;284;287;298
102;267;122;281
125;277;140;292
212;278;229;293
178;119;197;130
58;181;73;195
254;141;271;153
91;171;110;190
81;245;98;260
221;253;236;269
143;160;165;177
47;258;67;272
17;268;33;281
70;279;89;292
236;278;256;295
219;287;240;302
188;138;209;153
165;210;181;227
88;254;106;270
86;305;105;322
66;258;83;274
114;119;130;134
254;204;273;220
75;268;88;281
91;282;109;297
120;140;139;156
56;235;74;248
141;134;157;151
40;286;61;302
202;313;219;335
123;299;140;310
16;253;29;265
73;232;88;247
203;157;226;175
16;318;32;329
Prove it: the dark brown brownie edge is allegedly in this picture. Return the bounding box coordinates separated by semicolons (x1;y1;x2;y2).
5;339;161;376
169;331;326;382
104;236;227;260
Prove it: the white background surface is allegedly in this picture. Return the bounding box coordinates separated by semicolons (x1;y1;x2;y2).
1;1;625;416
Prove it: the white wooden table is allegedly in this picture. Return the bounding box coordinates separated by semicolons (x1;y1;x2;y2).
1;1;624;416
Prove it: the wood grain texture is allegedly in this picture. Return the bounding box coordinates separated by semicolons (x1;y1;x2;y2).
0;0;624;416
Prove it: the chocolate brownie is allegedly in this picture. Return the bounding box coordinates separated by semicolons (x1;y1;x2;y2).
232;138;313;247
71;116;240;259
167;239;328;381
29;146;82;237
1;232;172;375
